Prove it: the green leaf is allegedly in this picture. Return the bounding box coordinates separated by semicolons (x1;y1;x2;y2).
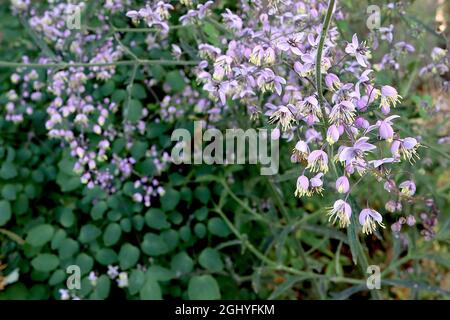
2;184;17;200
141;233;169;256
160;188;180;211
145;208;170;230
188;275;221;300
103;223;122;246
131;83;147;99
146;265;175;282
165;70;185;93
0;200;12;226
128;269;145;295
92;275;111;299
49;270;66;286
58;238;79;259
26;224;55;247
199;248;224;272
140;278;162;300
31;254;59;272
91;201;107;220
194;223;207;238
170;251;193;275
0;162;18;179
118;243;140;270
194;207;208;221
208;217;231;237
59;208;75;228
100;80;115;96
76;253;94;275
79;224;101;243
126;99;143;122
194;186;211;204
95;248;118;266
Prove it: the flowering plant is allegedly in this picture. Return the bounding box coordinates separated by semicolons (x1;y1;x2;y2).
0;0;448;300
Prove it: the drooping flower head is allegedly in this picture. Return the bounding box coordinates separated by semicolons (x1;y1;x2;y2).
329;100;356;125
310;173;324;195
326;124;340;145
380;85;402;113
268;105;294;132
295;175;310;197
292;140;309;162
359;208;385;235
335;176;350;193
391;137;420;163
327;200;352;228
307;150;329;173
325;73;342;91
399;180;416;196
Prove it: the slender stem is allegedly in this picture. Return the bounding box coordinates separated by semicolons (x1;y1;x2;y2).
219;179;271;225
315;0;336;121
0;228;25;245
213;206;363;286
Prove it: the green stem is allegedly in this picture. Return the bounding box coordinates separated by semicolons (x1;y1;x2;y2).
213;206;363;286
315;0;335;122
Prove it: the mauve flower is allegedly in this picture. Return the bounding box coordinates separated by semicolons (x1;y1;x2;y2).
325;73;341;91
338;137;376;165
310;173;324;195
256;68;286;95
380;85;401;112
431;47;447;61
379;24;394;43
268;105;294;131
369;157;399;169
294;60;314;77
391;137;420;162
336;176;350;193
399;180;416;196
126;10;140;24
298;95;322;119
354;116;369;129
359;208;385;235
345;34;369;67
385;200;402;213
292;140;309;162
221;8;242;30
276;32;304;56
307;150;329;173
264;47;276;65
249;45;265;66
327;200;352;228
203;80;229;104
329;100;355;125
391;222;402;233
384;179;396;192
213;55;233;80
326;124;340;145
377;115;399;141
395;41;415;53
179;9;197;25
406;215;416;226
295;175;310;197
197;0;214;18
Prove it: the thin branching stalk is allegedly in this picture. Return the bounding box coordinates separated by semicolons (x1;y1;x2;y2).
315;0;335;121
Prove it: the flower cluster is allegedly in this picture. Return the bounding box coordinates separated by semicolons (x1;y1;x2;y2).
4;0;436;239
6;1;177;210
189;0;425;235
